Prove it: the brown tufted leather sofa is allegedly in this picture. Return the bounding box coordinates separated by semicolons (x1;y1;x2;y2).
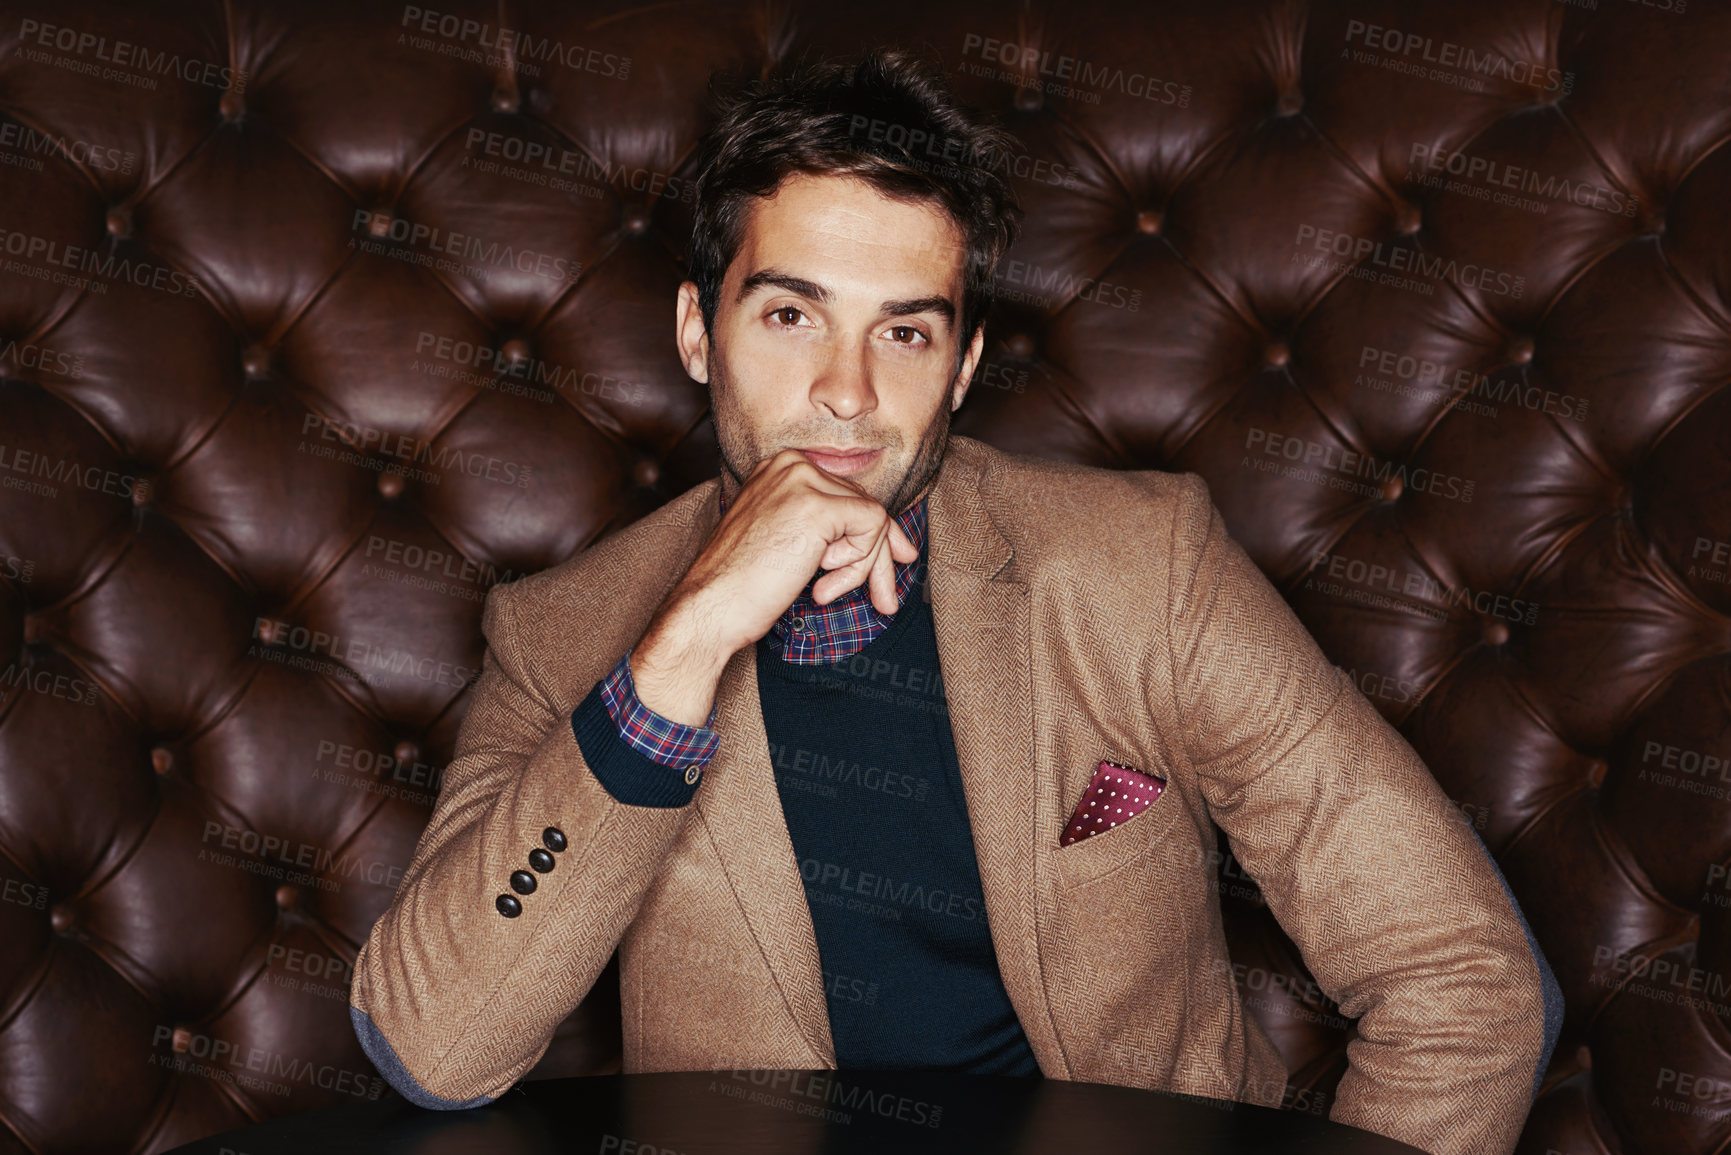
0;1;1725;1151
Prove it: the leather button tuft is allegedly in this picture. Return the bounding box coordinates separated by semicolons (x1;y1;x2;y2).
219;90;245;120
542;827;567;853
50;905;74;934
151;747;173;774
1005;333;1034;358
377;471;405;499
496;894;522;918
172;1026;194;1052
634;459;660;488
528;848;555;873
510;870;537;895
242;346;270;379
275;885;297;910
624;209;650;234
1136;209;1162;236
501;338;531;366
1014;86;1043;112
1263;341;1290;369
1483;620;1509;647
1276;90;1304;117
394;739;418;767
1381;475;1403;502
368;212;393;239
1395;205;1422;235
1588;760;1608;788
105;210;131;238
491;87;519;114
22;615;46;645
1507;336;1535;365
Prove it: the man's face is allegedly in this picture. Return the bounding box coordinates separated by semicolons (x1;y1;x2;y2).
676;172;984;516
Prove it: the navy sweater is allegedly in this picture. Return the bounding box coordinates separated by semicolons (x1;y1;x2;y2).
754;583;1039;1075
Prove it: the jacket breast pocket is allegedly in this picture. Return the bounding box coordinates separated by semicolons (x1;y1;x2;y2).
1051;777;1181;891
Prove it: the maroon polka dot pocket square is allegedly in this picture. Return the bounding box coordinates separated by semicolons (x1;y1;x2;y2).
1059;759;1167;847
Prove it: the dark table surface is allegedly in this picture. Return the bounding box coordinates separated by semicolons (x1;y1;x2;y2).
165;1069;1429;1154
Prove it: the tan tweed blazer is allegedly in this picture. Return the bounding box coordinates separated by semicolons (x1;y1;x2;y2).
350;434;1549;1155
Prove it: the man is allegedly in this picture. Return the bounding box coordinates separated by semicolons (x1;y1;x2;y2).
350;48;1561;1155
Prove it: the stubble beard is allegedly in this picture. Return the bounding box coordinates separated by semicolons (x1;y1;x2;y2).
708;349;954;519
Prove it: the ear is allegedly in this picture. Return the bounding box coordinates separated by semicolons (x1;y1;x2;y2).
675;281;710;384
949;324;986;411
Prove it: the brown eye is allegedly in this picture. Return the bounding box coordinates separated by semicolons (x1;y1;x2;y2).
891;325;921;343
776;307;801;325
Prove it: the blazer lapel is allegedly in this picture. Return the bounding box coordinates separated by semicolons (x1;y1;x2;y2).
925;438;1063;1071
679;487;835;1065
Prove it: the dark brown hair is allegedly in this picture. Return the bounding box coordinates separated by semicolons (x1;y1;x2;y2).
688;48;1023;352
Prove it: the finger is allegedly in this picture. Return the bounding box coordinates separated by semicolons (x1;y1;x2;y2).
811;552;872;605
817;531;873;572
784;454;874;501
887;519;917;564
865;531;900;615
813;492;895;566
748;449;801;483
811;513;891;604
815;502;886;570
814;528;900;613
739;451;856;517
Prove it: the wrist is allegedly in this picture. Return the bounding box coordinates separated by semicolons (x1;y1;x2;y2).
631;592;733;727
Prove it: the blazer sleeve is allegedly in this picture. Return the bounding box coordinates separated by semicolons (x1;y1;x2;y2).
1160;472;1557;1155
348;581;700;1107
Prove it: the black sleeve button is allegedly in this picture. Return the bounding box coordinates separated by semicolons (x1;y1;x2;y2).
496;894;522;918
542;826;567;853
528;848;555;873
510;870;537;895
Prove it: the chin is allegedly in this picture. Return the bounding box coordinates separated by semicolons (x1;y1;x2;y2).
862;465;909;509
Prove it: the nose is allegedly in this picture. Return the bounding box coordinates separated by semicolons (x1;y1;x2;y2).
808;342;876;422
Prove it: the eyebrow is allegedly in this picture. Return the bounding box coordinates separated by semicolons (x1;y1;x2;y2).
737;267;956;326
883;295;955;324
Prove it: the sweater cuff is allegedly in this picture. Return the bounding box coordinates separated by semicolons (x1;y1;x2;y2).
570;660;714;808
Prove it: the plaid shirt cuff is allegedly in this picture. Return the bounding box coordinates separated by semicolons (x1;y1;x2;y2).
599;650;721;769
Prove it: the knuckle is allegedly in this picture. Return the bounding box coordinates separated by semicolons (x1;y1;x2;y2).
767;448;812;478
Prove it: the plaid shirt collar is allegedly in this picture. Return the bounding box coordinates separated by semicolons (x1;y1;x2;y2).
717;483;928;664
